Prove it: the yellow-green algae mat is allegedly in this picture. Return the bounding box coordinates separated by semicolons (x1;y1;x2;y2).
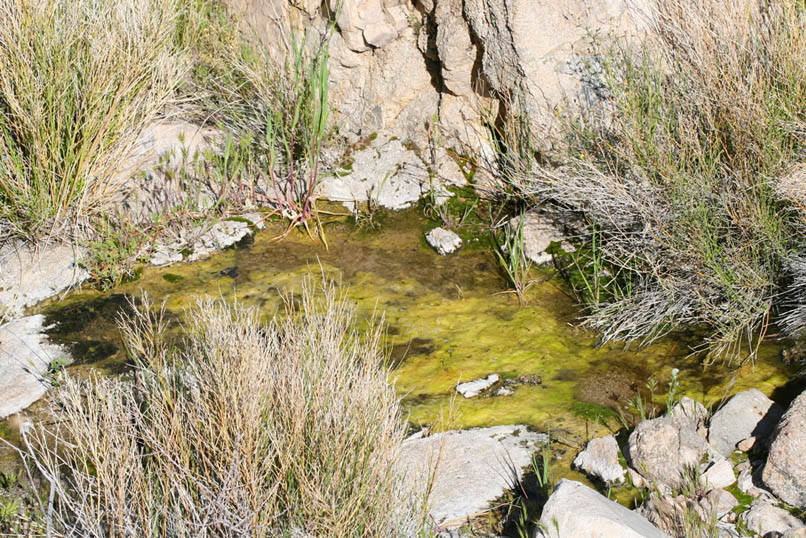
21;209;798;486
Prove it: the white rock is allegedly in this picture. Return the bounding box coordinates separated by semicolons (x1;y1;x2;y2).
363;22;397;48
319;136;429;211
669;397;709;429
737;467;775;500
426;228;463;256
629;467;646;489
701;489;739;521
709;389;783;457
573;435;626;485
0;315;71;418
717;523;740;538
151;214;264;267
434;148;468;188
150;244;184;267
397;425;547;530
434;0;477;97
0;241;89;319
740;501;806;537
535;479;669;538
455;374;499;398
703;459;736;491
508;210;574;265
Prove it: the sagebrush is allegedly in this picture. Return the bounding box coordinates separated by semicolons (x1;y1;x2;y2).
20;280;431;537
498;0;806;360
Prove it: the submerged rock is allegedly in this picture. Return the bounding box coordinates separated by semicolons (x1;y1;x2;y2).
397;425;547;530
0;240;88;320
0;315;71;418
627;415;707;491
455;374;499;398
573;435;625;485
708;389;783;457
536;479;669;538
762;389;806;507
426;227;463;256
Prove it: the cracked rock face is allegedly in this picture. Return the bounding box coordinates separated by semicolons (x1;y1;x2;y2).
319;136;429;210
231;0;648;186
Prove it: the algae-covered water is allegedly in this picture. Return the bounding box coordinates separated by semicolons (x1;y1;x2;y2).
3;208;800;488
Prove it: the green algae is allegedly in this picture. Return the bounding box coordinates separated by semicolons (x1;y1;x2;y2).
11;207;797;498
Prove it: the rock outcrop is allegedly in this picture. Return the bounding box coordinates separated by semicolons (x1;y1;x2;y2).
536;479;668;538
762;389;806;508
230;0;649;207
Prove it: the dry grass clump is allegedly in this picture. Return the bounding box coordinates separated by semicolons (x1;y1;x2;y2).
20;281;430;537
0;0;186;239
500;0;806;359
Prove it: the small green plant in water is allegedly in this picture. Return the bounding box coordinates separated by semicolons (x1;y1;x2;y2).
665;368;682;413
0;469;21;491
259;33;332;246
493;213;535;305
82;216;147;289
534;438;553;499
48;356;70;386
